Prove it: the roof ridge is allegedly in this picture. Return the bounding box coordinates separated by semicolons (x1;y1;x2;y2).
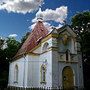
14;21;48;59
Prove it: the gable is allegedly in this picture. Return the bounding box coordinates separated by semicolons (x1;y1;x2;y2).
58;25;77;38
57;25;77;54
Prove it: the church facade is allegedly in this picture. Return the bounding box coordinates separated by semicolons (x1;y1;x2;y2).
8;19;84;89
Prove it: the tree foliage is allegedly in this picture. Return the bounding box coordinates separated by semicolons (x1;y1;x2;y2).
71;11;90;88
71;11;90;53
0;37;20;87
71;11;90;34
4;37;20;61
0;37;4;49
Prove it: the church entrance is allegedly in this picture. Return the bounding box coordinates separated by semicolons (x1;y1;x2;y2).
62;66;74;89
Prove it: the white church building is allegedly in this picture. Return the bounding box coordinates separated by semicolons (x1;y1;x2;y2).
8;17;84;89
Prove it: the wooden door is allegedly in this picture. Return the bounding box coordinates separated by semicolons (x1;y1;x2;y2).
62;66;74;89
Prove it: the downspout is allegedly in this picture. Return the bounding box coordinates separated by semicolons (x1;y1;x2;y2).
23;54;26;88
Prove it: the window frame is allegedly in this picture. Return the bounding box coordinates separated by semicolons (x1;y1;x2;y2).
40;64;46;84
14;65;19;83
42;42;49;52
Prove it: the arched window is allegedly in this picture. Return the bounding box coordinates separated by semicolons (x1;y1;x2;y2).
42;42;49;52
40;64;46;84
14;65;18;83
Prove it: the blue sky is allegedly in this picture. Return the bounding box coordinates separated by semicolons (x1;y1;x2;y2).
0;0;90;41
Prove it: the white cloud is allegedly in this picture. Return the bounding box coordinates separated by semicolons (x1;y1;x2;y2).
29;22;52;33
56;24;63;29
44;22;51;30
32;6;68;24
29;22;51;30
29;6;67;32
9;34;17;38
29;21;63;34
0;0;44;14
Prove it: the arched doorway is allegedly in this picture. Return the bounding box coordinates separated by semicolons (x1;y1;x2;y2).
62;66;74;89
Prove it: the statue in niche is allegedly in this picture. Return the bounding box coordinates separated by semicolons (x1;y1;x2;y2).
62;34;69;45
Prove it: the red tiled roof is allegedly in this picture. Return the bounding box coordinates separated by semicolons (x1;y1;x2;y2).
14;21;48;58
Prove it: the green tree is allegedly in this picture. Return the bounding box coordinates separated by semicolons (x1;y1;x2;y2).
71;11;90;56
71;11;90;88
0;37;20;87
4;37;20;61
0;37;4;49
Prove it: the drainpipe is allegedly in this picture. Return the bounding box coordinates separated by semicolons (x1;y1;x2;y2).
23;54;26;88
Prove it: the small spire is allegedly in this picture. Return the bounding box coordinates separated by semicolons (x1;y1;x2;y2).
63;20;67;25
36;8;43;22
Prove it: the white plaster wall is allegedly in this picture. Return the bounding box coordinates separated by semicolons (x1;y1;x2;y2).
39;51;52;88
52;51;59;88
52;51;83;88
58;62;79;88
77;52;84;87
27;50;52;88
29;36;56;88
41;38;52;51
8;56;28;87
58;32;77;55
27;54;39;87
70;38;77;54
33;46;41;53
40;36;58;88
